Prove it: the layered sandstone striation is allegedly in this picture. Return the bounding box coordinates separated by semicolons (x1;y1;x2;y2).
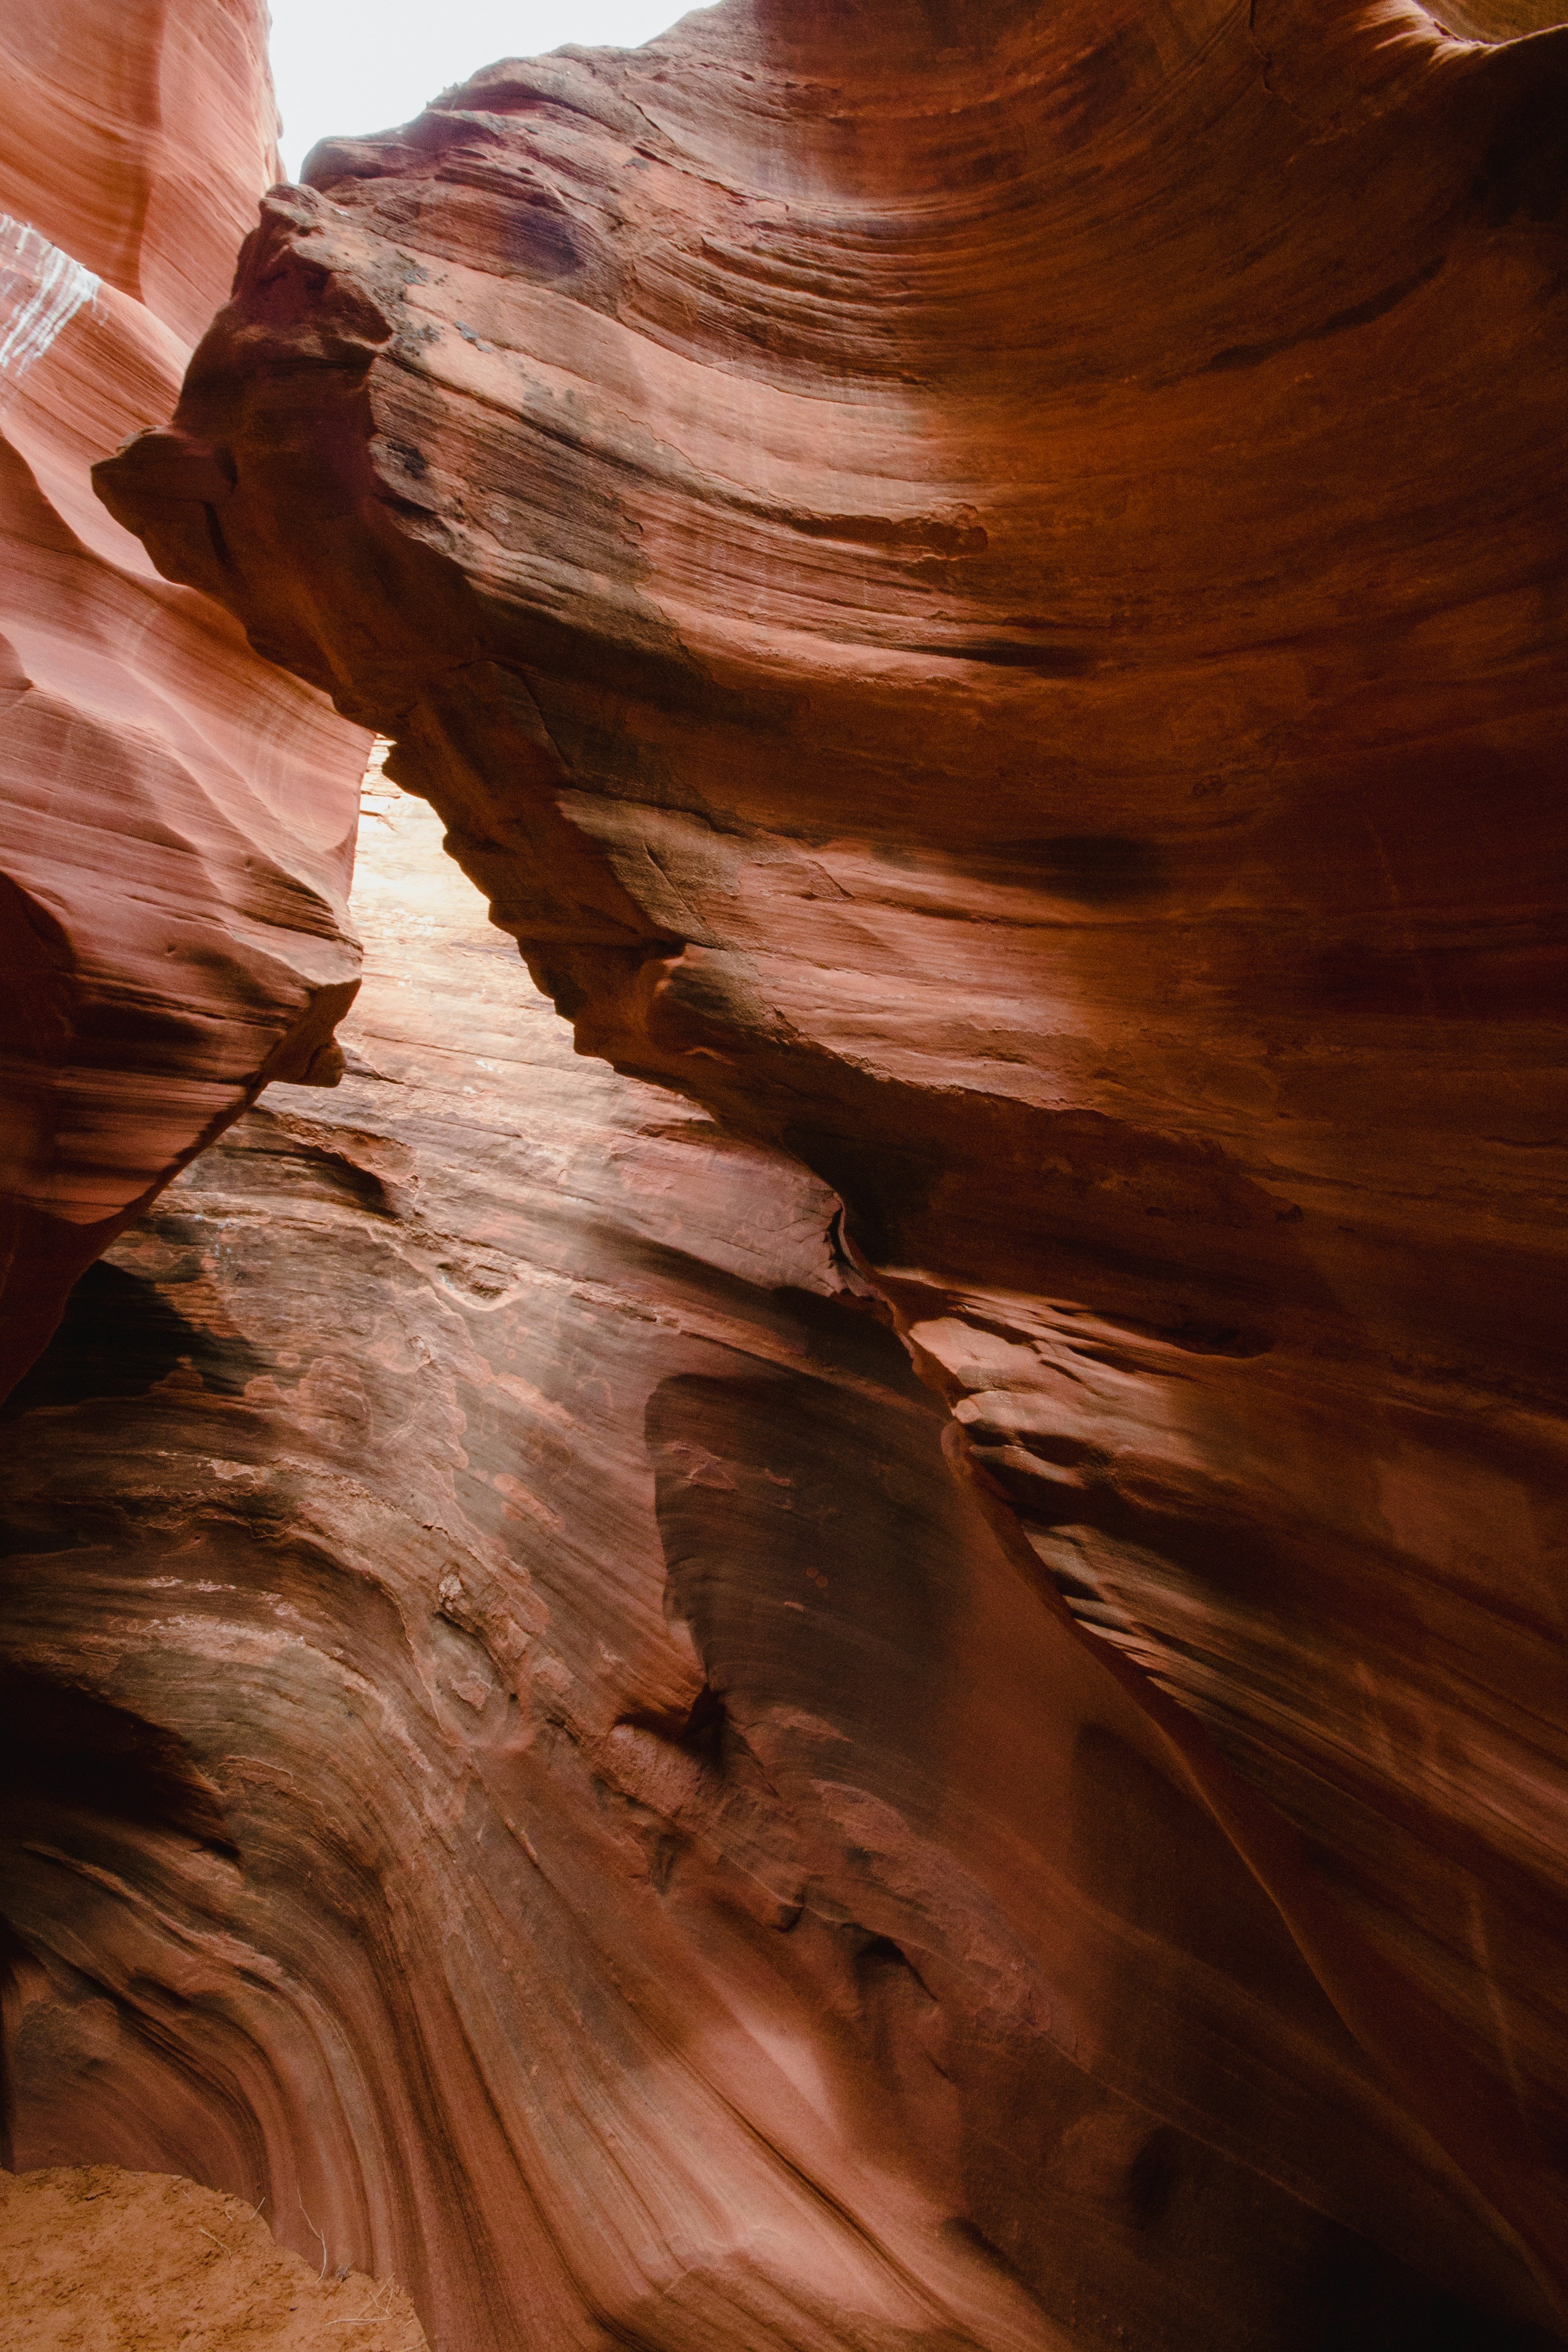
95;0;1568;2338
0;0;369;1395
6;780;1556;2352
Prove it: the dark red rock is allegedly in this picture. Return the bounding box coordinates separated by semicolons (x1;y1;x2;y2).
0;0;369;1396
62;0;1568;2340
5;780;1556;2351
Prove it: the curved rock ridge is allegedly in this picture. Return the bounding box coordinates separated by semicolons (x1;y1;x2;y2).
0;0;369;1396
96;0;1568;2335
4;780;1558;2352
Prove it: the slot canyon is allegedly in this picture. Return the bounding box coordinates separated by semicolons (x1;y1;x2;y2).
4;0;1568;2346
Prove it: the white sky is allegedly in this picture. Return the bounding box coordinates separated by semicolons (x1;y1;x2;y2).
268;2;704;178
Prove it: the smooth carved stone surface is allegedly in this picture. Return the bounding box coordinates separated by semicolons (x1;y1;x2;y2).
0;0;369;1396
98;0;1568;2337
4;784;1557;2352
0;1;294;352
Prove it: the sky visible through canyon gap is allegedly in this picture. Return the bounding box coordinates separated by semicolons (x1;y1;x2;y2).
268;0;704;177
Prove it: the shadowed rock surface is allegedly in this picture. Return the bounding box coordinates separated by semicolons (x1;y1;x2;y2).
6;780;1558;2352
2;0;1560;2341
0;0;369;1395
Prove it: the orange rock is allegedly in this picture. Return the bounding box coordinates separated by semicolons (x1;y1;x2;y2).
0;0;369;1395
5;780;1550;2352
67;0;1568;2341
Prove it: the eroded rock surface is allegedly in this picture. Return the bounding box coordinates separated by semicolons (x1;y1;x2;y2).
94;0;1568;2337
3;776;1561;2352
0;0;369;1394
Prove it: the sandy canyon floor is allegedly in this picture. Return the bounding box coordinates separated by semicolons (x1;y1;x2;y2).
1;2164;426;2351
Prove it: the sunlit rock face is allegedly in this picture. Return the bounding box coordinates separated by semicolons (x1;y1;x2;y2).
90;0;1568;2339
4;784;1556;2352
0;0;368;1395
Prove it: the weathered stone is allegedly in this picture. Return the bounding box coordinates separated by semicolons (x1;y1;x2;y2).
3;769;1558;2351
0;0;1557;2343
0;0;368;1395
96;0;1568;2334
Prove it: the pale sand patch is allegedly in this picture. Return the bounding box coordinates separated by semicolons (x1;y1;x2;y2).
1;2166;427;2351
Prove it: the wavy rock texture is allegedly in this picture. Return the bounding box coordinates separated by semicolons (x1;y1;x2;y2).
87;0;1568;2342
5;779;1555;2352
0;0;369;1395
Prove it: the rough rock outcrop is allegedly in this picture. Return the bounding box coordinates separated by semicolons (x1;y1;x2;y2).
0;0;369;1394
95;0;1568;2338
7;780;1556;2352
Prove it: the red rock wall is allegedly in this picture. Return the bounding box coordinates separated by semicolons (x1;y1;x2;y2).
0;0;369;1394
96;0;1568;2337
0;0;286;346
4;780;1553;2352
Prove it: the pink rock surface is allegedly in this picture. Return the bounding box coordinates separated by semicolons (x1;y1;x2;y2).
96;0;1568;2336
0;0;369;1395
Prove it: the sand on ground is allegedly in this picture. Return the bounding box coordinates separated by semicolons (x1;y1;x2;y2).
1;2166;428;2351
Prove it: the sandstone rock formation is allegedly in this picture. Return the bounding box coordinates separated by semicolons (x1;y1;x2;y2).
0;0;369;1395
7;779;1556;2352
93;0;1568;2339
